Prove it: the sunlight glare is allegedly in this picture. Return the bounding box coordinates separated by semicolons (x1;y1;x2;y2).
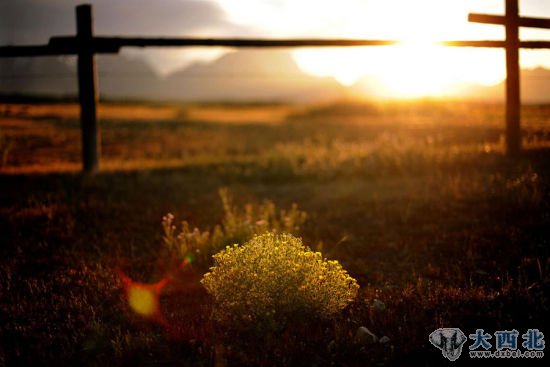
291;0;507;98
218;0;516;97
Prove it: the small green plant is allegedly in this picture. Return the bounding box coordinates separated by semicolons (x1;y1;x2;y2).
162;189;307;266
201;233;359;332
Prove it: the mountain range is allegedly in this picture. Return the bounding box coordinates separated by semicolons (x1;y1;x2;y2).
1;50;549;102
0;50;345;102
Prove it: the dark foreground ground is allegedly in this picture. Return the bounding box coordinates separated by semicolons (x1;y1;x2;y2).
1;100;549;366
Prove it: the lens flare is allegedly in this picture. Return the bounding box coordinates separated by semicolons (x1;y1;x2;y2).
119;257;192;323
128;284;159;316
119;272;169;322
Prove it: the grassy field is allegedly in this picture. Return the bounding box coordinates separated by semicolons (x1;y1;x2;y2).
1;99;549;366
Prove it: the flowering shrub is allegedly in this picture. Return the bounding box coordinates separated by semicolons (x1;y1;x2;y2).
162;189;307;266
201;233;359;331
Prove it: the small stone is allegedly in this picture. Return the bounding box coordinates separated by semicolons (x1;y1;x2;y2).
372;299;386;312
379;336;391;344
355;326;378;345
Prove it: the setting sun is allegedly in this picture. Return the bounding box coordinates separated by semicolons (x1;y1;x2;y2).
373;43;459;98
215;0;546;98
293;44;506;98
285;0;510;98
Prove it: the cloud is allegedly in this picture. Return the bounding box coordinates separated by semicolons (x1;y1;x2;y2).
0;0;256;45
0;0;263;74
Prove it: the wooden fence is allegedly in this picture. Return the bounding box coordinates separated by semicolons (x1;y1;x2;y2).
1;0;549;172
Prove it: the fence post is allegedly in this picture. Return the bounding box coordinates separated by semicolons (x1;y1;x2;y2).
505;0;521;155
76;4;100;172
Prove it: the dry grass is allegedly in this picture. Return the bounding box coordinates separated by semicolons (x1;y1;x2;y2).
1;99;549;366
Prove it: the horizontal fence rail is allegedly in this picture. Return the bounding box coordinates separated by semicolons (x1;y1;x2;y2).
3;38;550;58
469;13;550;28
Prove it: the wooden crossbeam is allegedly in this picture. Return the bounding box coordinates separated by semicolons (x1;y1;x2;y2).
49;36;401;49
440;40;550;48
520;41;550;48
469;13;550;29
0;45;77;57
3;38;550;58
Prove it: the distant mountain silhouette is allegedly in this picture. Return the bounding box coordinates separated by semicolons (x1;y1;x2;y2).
160;50;345;102
515;68;550;103
450;68;550;103
0;50;344;102
0;57;76;97
1;53;549;102
96;55;163;100
0;55;159;99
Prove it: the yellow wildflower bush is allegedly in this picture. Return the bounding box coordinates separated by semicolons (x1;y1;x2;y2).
201;233;359;331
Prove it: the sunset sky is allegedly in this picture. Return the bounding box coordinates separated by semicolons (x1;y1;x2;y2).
1;0;550;97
